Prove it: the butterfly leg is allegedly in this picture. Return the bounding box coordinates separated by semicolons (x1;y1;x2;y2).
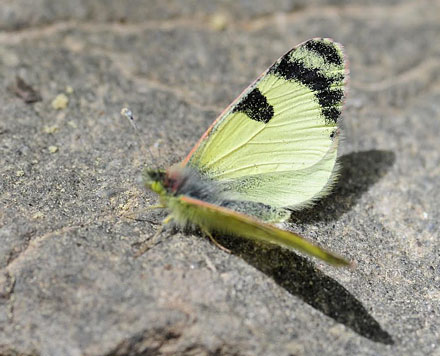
201;228;231;254
134;214;173;257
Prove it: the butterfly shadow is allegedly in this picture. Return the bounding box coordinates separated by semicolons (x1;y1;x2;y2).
218;149;395;344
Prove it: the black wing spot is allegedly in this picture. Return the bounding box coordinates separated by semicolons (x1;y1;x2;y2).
233;87;274;124
304;39;343;66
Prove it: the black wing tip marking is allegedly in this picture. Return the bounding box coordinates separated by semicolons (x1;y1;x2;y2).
270;39;345;124
323;107;342;124
230;39;346;125
304;39;343;66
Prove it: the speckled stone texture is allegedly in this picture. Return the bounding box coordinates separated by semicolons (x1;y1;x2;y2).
0;1;439;355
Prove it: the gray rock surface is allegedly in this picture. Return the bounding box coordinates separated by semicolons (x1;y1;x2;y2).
0;1;439;355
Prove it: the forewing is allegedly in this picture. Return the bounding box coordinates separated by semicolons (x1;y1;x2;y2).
183;38;347;208
179;196;350;266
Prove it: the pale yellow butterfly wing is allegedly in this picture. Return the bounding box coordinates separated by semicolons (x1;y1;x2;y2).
183;38;347;209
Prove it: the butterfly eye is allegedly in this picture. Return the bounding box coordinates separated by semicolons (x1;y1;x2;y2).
143;169;166;185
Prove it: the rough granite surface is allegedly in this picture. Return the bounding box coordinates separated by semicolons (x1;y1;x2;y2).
0;1;439;355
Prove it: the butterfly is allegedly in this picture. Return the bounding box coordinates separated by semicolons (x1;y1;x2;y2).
124;38;350;266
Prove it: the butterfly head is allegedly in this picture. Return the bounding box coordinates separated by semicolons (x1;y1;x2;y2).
143;168;167;196
143;165;186;196
144;165;204;199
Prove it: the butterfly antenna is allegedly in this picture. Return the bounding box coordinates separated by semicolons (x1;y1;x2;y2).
120;108;158;168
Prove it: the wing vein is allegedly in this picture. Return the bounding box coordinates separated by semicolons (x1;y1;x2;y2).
212;154;328;178
203;124;266;169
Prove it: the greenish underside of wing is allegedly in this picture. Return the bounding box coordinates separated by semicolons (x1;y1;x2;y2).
220;140;339;208
187;38;346;208
174;196;350;266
